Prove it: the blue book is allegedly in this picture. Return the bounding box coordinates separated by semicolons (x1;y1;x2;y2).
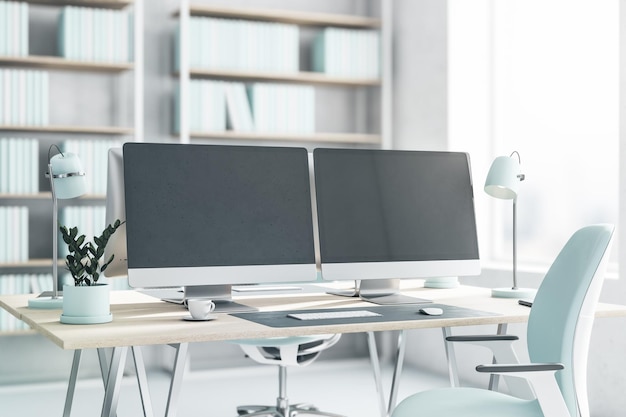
20;2;27;56
0;2;6;56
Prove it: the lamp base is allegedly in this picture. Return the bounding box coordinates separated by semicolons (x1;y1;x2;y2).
491;287;536;299
28;296;64;309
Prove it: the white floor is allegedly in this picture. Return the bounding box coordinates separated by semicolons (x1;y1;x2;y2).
0;358;449;417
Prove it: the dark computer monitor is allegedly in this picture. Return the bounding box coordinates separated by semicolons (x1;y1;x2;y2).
120;142;317;311
313;148;481;304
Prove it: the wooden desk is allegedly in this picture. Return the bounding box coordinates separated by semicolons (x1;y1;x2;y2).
2;284;626;417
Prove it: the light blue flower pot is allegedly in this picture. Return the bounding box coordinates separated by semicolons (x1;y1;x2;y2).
60;283;112;324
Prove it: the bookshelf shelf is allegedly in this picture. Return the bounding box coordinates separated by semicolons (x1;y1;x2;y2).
0;0;143;335
0;193;105;200
0;125;133;135
185;131;381;145
175;5;381;28
0;259;63;269
0;56;133;72
183;69;380;87
175;1;390;145
24;0;132;9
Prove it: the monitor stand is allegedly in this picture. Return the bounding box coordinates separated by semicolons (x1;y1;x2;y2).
161;284;258;313
327;279;431;305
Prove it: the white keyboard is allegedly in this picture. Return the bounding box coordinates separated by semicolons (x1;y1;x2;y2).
287;310;382;321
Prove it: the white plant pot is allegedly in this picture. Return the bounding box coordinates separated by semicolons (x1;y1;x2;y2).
60;283;112;324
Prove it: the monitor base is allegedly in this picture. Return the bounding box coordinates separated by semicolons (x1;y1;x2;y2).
142;285;258;313
327;279;431;305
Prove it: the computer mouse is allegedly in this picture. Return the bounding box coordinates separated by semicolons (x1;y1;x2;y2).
419;307;444;316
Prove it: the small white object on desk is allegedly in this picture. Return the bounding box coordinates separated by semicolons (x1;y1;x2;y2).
419;307;444;316
186;298;216;320
287;310;382;321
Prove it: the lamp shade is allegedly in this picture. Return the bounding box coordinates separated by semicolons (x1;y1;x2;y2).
50;152;87;199
484;155;521;200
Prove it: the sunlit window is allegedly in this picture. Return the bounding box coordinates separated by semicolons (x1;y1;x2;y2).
449;0;618;271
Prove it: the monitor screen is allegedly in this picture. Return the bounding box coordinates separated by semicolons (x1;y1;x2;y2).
313;148;480;283
122;143;317;303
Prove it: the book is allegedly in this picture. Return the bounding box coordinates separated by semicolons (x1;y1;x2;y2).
225;82;254;132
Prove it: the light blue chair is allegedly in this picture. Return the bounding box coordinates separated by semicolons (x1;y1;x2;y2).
392;224;615;417
235;334;344;417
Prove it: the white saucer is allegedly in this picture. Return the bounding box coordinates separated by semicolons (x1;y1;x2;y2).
183;314;217;321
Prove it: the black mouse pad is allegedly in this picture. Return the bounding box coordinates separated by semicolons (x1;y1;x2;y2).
230;304;500;328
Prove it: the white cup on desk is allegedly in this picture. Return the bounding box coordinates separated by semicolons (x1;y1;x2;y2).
187;298;216;320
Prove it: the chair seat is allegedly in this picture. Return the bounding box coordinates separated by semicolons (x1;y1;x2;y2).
393;387;543;417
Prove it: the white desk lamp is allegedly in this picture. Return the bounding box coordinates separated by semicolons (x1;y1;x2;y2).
28;145;86;309
484;151;535;299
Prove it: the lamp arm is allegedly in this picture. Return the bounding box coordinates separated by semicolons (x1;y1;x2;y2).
49;163;60;300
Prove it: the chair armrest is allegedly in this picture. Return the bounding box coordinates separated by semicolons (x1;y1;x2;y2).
446;335;519;342
475;362;570;417
445;333;532;400
476;363;564;373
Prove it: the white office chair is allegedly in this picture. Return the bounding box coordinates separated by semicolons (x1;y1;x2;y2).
392;224;614;417
235;334;344;417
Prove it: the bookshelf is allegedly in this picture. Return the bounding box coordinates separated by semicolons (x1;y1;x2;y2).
0;0;143;334
175;0;392;146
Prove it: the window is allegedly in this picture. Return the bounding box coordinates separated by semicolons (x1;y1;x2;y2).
449;0;618;270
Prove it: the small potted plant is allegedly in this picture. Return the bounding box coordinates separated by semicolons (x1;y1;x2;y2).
59;219;124;324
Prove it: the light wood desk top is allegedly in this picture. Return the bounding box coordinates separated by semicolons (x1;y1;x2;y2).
2;283;626;350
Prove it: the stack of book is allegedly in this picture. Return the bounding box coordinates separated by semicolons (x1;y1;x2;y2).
0;274;47;331
59;206;106;258
0;69;49;126
58;6;133;63
249;83;315;134
175;81;313;135
176;17;299;73
61;139;122;195
0;1;28;57
0;274;36;332
0;138;38;194
0;206;28;263
313;27;380;78
174;80;227;134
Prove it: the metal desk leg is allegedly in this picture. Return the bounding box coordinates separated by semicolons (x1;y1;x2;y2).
101;346;128;417
98;347;154;417
63;349;82;417
366;332;388;417
442;327;460;387
132;346;155;417
387;330;406;416
165;343;189;417
488;323;508;391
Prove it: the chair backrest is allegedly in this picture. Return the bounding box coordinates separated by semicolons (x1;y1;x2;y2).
527;224;614;417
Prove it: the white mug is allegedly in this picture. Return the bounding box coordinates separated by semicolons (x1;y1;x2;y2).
187;298;216;320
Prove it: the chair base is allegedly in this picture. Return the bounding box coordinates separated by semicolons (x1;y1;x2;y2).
237;403;345;417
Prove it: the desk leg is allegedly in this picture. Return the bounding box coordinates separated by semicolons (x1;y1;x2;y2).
132;346;155;417
442;327;460;387
101;346;128;417
63;349;82;417
366;332;388;417
165;343;189;417
387;330;406;416
488;323;508;391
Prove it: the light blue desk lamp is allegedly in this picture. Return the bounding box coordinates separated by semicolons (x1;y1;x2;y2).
484;151;535;299
28;145;87;309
